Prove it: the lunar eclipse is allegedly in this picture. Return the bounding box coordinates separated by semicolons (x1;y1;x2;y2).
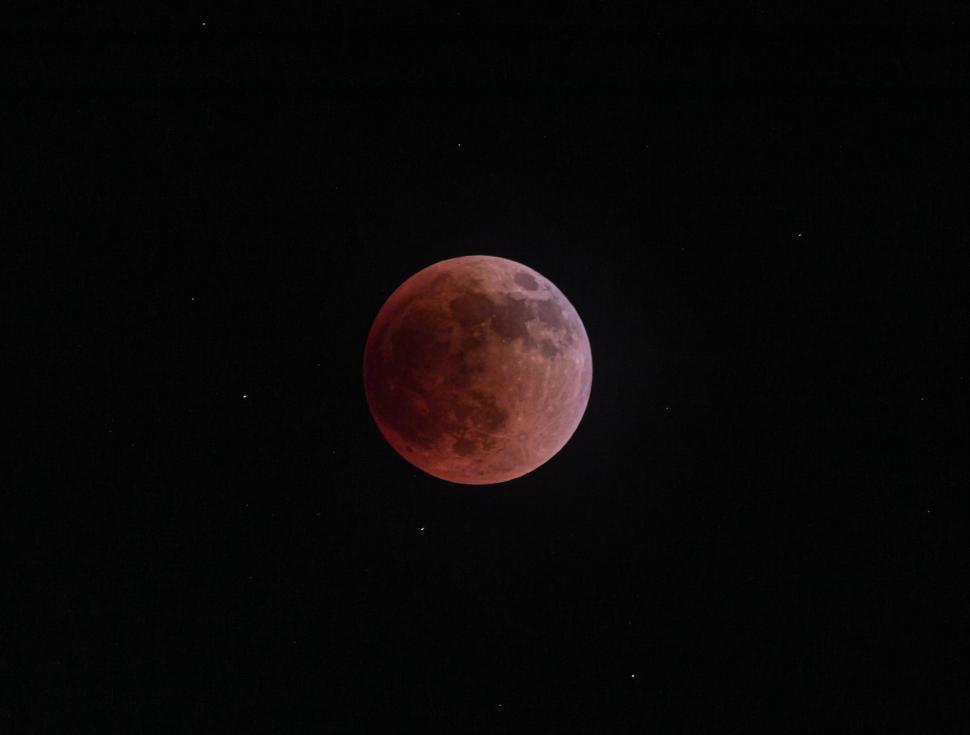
363;255;593;484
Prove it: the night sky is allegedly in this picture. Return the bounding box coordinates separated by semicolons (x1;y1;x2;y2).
10;12;969;733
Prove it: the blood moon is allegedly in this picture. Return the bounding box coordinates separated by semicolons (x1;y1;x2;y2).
363;255;592;484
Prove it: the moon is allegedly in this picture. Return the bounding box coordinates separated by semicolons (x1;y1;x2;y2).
363;255;592;484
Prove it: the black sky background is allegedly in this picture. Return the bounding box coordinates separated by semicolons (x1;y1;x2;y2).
8;14;969;733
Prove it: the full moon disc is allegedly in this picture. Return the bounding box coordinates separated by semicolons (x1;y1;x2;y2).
363;255;592;484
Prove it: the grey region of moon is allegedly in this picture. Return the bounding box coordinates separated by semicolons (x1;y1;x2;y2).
363;255;593;484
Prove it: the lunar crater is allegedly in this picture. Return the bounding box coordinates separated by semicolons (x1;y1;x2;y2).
513;272;539;290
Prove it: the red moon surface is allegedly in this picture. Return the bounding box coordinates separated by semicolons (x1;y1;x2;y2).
363;255;592;484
